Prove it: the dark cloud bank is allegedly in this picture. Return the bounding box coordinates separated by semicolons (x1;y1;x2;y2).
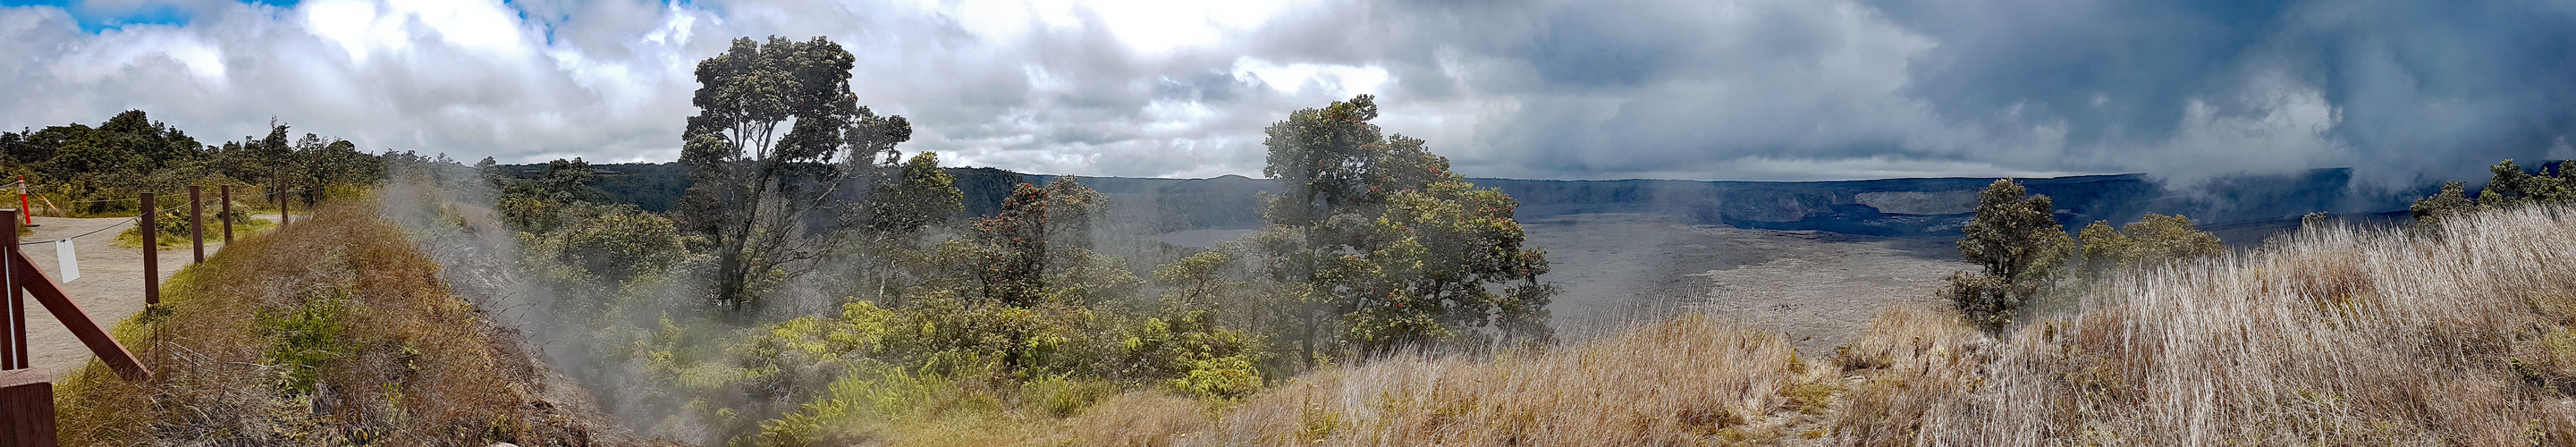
4;0;2573;189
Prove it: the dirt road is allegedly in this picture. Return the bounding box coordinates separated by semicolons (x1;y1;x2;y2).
11;215;276;381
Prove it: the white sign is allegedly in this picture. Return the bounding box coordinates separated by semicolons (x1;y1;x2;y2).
56;240;78;283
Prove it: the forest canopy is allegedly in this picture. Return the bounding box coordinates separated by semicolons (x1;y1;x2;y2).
0;110;392;215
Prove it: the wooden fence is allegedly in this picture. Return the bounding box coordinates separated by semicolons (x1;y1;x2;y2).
0;185;284;445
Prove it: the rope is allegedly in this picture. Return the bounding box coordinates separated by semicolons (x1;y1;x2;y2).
14;198;215;246
7;184;323;246
16;215;143;246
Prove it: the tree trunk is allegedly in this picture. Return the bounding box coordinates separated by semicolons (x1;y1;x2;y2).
1300;310;1318;370
715;217;756;310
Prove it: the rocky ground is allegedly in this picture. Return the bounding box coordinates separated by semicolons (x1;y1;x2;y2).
1520;213;1971;354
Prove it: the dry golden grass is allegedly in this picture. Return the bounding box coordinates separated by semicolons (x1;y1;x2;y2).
52;199;637;446
1029;391;1215;446
1033;313;1837;446
1030;206;2576;446
1824;305;1988;446
1894;206;2576;445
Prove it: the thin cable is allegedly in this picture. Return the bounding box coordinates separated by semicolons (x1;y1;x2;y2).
17;215;142;246
14;198;201;246
44;185;308;205
16;184;317;245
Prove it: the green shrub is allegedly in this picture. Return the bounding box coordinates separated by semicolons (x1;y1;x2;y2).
1117;312;1270;399
1169;356;1264;400
2075;214;2223;274
258;289;350;395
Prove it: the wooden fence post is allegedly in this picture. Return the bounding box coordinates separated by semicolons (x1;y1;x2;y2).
140;192;156;307
1;206;154;446
3;209;21;370
0;367;53;445
221;185;233;243
0;208;49;446
190;185;203;264
278;181;289;228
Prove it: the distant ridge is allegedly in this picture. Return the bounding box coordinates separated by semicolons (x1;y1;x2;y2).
517;163;2431;243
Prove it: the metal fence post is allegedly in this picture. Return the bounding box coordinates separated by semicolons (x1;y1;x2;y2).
140;193;157;306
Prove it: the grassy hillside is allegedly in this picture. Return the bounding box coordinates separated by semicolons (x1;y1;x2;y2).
956;205;2576;445
50;199;637;445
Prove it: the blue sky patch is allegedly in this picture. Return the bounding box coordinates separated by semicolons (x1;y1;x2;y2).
1;0;298;33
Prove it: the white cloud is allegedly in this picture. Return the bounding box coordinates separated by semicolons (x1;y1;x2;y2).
4;0;2570;186
1229;57;1387;97
54;25;228;82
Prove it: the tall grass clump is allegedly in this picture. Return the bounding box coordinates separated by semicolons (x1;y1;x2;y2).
1890;205;2576;444
1827;305;1990;445
51;199;630;445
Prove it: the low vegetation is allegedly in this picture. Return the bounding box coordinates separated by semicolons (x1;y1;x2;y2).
1043;313;1837;445
2410;158;2576;228
390;40;1571;445
1001;185;2576;446
51;200;629;445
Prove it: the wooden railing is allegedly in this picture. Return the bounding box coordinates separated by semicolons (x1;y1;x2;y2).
0;183;281;445
0;208;148;445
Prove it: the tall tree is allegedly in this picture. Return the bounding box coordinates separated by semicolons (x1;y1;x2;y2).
287;135;384;204
679;36;912;309
1254;95;1553;366
862;152;964;237
849;152;964;300
959;177;1119;307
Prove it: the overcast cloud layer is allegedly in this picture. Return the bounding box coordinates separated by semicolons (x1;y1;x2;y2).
4;0;2573;186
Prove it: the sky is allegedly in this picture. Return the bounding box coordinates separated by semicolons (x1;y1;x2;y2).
3;0;2573;186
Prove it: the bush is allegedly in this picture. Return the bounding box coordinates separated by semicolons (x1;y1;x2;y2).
1938;271;2024;333
1947;179;2070;333
1117;311;1271;399
2075;214;2223;274
530;204;685;284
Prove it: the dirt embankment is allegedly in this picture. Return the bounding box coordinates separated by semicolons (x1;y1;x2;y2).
45;204;641;445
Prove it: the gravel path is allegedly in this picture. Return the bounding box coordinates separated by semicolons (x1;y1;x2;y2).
11;215;278;381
